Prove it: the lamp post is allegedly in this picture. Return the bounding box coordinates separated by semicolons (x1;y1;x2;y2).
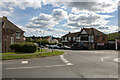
115;39;118;50
52;36;53;53
5;38;6;53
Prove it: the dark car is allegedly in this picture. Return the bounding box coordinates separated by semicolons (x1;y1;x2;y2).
71;43;88;50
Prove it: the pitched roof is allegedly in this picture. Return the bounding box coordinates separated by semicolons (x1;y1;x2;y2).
62;28;106;37
62;32;80;37
81;28;105;35
0;16;24;32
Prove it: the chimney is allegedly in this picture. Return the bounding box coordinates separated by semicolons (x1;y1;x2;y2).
3;16;7;20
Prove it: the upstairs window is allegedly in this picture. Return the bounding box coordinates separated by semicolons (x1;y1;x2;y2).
73;37;76;40
69;37;71;41
16;32;20;39
97;35;100;38
81;35;88;41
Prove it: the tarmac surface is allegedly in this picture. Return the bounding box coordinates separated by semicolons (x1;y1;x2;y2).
2;50;119;78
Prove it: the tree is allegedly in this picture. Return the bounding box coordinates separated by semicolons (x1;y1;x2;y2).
26;37;33;42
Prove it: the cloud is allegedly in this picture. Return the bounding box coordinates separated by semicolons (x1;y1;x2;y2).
25;8;69;37
0;0;43;16
1;0;42;9
52;9;68;21
27;8;68;28
97;25;118;33
26;13;55;29
44;0;118;13
68;12;113;28
67;2;117;13
1;0;118;17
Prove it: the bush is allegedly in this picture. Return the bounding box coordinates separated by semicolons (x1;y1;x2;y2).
10;42;37;53
22;43;37;53
10;43;22;52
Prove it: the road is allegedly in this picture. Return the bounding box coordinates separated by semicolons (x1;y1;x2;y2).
2;50;119;79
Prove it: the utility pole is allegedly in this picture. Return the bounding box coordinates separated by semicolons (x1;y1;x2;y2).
89;28;92;50
115;39;118;50
52;36;53;53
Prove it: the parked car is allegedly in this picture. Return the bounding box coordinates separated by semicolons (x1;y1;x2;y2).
40;45;44;48
53;45;60;49
48;45;54;49
71;43;88;50
60;46;71;49
45;45;49;47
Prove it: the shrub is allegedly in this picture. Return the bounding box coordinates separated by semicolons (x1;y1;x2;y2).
21;43;37;53
10;43;22;52
10;42;37;53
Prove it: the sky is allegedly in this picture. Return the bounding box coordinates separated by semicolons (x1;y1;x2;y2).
0;0;120;37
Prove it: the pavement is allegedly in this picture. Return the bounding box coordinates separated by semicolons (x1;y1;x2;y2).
2;50;119;78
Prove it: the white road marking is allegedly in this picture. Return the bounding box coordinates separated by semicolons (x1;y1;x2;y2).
101;58;104;61
6;64;66;70
21;61;28;64
60;52;73;66
114;58;120;62
101;56;110;61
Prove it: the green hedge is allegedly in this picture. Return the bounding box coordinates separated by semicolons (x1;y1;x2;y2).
10;42;37;53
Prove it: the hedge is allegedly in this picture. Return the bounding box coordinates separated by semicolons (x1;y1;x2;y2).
10;42;37;53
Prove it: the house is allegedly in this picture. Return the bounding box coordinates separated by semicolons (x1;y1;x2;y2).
46;36;59;44
61;28;108;49
0;16;25;53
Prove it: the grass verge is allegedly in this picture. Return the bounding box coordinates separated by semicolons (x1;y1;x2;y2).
1;49;47;55
2;50;64;60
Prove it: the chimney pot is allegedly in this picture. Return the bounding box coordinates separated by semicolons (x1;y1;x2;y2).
3;16;7;20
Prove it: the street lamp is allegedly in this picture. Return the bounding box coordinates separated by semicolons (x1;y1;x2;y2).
115;39;118;50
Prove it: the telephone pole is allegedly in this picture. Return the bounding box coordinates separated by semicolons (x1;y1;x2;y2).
115;39;118;50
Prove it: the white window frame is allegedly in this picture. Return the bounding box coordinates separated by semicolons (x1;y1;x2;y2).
69;37;71;41
16;32;20;39
65;37;67;41
11;37;14;44
73;37;75;40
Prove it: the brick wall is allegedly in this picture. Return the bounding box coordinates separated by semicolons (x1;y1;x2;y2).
2;29;24;53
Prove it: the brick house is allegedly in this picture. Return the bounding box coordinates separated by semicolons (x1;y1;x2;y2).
61;28;108;49
0;17;25;53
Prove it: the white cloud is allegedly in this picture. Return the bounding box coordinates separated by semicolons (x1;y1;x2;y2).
44;0;119;13
27;8;68;28
0;0;43;16
60;6;67;10
26;8;68;37
67;2;117;13
52;9;68;21
68;12;113;28
97;25;118;33
26;13;55;29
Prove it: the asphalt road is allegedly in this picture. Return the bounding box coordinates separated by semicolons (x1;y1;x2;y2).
2;50;119;78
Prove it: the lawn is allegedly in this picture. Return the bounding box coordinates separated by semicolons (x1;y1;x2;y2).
35;49;47;53
2;50;64;60
1;49;47;55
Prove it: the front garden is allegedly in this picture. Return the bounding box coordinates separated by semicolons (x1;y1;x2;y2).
1;42;64;60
